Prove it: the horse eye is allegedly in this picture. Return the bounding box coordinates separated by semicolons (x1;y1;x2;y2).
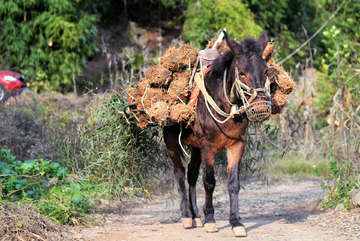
239;71;246;77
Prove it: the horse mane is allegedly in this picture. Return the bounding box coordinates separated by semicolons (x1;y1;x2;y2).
210;38;261;79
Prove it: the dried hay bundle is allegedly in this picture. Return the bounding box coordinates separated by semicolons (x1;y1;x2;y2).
170;104;197;123
161;45;198;71
136;78;149;96
207;39;230;53
127;87;141;105
167;76;191;104
160;46;180;71
142;88;166;109
148;101;169;126
173;69;190;80
268;65;295;95
127;38;295;128
146;65;172;86
178;44;198;67
271;90;288;114
263;43;274;65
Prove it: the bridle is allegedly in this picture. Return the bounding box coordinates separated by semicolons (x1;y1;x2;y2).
223;67;272;122
193;56;272;124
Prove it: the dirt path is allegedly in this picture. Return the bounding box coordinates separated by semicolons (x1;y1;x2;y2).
78;179;358;240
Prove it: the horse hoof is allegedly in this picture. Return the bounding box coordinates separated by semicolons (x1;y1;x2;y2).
181;218;193;229
192;218;203;227
204;223;218;233
232;226;247;237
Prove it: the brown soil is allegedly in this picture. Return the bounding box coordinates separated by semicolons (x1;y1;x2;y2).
77;179;357;241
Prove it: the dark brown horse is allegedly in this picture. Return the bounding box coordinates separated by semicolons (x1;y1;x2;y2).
163;31;269;237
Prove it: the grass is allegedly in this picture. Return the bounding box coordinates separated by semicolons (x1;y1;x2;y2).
265;155;331;179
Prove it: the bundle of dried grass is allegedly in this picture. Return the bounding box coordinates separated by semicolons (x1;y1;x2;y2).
126;44;198;128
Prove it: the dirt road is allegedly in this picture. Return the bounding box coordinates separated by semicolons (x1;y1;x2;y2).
78;179;359;240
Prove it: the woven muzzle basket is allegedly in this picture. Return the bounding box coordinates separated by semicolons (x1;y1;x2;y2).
246;101;272;122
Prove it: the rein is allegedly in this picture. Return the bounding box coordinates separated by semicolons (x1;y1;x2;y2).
193;59;271;124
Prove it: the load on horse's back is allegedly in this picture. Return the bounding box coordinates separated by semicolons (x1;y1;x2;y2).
125;29;295;237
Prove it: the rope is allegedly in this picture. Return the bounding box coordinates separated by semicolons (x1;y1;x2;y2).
179;122;190;157
277;0;347;65
260;128;289;154
223;68;234;105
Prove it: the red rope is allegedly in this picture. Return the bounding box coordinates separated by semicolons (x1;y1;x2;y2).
188;67;211;107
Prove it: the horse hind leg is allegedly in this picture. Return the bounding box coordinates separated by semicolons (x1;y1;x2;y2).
187;147;202;227
163;127;192;228
227;142;247;237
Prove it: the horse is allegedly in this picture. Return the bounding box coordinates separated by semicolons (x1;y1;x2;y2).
163;31;270;237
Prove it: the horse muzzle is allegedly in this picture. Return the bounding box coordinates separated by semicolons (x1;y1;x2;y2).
245;97;272;122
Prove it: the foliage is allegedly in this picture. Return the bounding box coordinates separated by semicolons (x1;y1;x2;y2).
182;0;263;47
0;149;96;225
318;152;360;210
80;91;169;200
316;0;360;114
267;156;329;179
0;0;100;92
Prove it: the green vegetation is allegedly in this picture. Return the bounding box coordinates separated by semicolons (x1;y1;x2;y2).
0;149;96;225
80;92;169;200
318;152;360;210
182;0;262;47
266;156;330;179
0;0;99;92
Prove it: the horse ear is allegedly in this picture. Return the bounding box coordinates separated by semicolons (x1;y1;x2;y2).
223;31;242;56
257;31;268;53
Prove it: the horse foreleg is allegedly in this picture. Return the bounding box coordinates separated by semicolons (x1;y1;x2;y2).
201;146;217;232
227;141;247;237
188;147;202;227
163;127;192;228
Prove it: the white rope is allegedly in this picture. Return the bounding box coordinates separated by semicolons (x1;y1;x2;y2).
277;0;347;65
179;122;190;157
204;96;233;123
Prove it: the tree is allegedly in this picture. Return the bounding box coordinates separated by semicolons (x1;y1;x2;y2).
0;0;100;92
182;0;263;47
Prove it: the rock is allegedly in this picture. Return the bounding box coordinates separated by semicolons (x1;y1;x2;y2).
350;189;360;209
335;203;344;211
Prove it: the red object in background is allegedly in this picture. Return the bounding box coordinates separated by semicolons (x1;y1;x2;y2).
0;70;27;104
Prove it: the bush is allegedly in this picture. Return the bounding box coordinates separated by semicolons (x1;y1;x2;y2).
80;92;169;200
318;152;360;210
0;149;96;225
182;0;262;47
0;0;99;92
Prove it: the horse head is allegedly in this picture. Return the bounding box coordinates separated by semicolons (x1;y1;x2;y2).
224;31;271;122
